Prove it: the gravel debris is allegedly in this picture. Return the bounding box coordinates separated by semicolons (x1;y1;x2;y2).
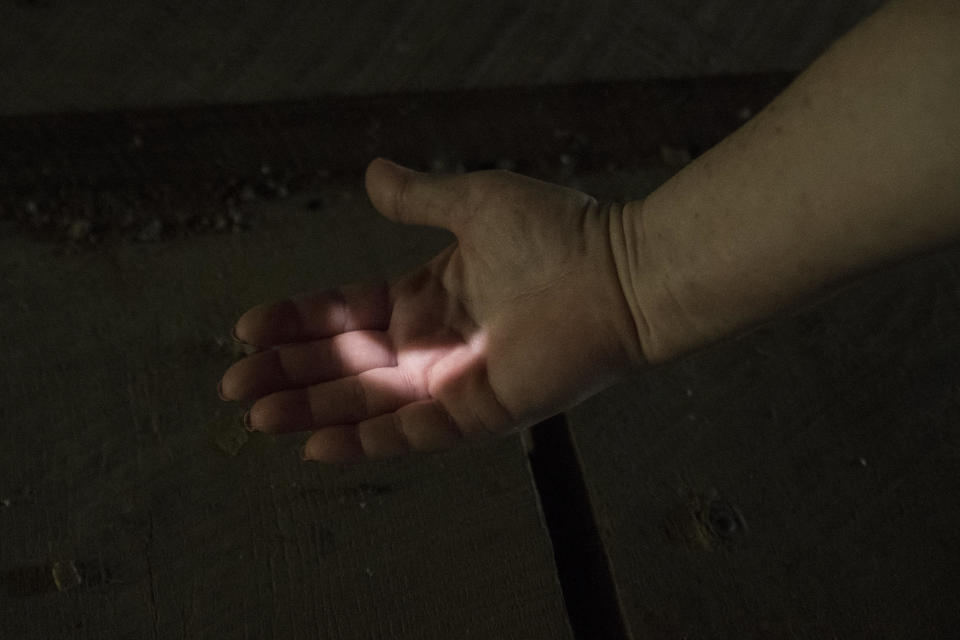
2;166;329;248
67;218;92;242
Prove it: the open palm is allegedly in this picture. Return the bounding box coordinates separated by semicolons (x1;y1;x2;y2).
219;159;642;463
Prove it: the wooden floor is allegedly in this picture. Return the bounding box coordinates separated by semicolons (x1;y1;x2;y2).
0;167;571;639
568;246;960;637
1;75;958;638
0;0;884;115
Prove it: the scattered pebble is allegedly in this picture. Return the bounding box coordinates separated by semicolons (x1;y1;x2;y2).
227;205;245;226
206;412;250;457
1;498;10;507
706;499;747;539
859;457;868;467
738;106;753;121
67;218;92;242
51;561;82;591
685;388;694;397
5;167;327;247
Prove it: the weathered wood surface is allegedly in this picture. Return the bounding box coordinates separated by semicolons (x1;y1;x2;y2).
6;72;955;638
568;244;960;637
0;190;572;638
0;76;795;639
0;0;882;116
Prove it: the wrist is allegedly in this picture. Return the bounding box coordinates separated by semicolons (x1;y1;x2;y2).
609;194;732;367
607;198;675;367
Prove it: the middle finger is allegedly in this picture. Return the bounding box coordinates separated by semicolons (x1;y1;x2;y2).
220;330;396;401
246;366;426;433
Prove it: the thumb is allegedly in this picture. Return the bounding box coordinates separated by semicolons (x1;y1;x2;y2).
364;158;464;231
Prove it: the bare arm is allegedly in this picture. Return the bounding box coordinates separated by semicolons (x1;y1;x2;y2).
613;0;960;364
223;0;959;463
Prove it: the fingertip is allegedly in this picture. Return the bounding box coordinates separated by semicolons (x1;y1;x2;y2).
364;157;403;187
366;157;409;174
363;157;383;192
219;361;250;402
232;299;300;348
303;427;366;464
365;157;411;222
231;307;256;346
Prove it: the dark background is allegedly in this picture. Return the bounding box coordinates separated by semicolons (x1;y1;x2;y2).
3;1;959;639
1;0;880;115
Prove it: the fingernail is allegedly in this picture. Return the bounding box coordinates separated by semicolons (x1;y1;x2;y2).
243;410;255;432
299;444;310;461
217;380;228;401
231;326;245;344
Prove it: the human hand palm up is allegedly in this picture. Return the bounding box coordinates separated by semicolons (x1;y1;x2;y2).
219;158;641;463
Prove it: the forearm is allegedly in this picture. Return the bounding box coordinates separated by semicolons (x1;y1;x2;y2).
613;0;960;365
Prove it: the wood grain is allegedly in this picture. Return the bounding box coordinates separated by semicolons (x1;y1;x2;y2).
568;244;960;637
0;191;573;639
0;76;794;637
0;0;882;116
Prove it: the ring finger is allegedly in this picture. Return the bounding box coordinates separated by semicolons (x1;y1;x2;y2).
245;366;426;433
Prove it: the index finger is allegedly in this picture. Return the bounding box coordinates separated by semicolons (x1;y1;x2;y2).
233;281;392;347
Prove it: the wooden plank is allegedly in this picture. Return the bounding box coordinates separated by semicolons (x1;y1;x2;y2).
0;76;784;639
568;241;960;636
0;0;882;116
0;75;802;637
0;167;572;637
9;71;952;637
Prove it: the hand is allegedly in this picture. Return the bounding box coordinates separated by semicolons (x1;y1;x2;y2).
218;158;643;463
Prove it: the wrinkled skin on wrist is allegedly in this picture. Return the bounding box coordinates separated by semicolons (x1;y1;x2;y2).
219;159;645;463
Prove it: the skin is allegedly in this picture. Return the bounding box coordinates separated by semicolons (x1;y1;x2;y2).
621;0;960;362
221;0;960;463
220;164;642;462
